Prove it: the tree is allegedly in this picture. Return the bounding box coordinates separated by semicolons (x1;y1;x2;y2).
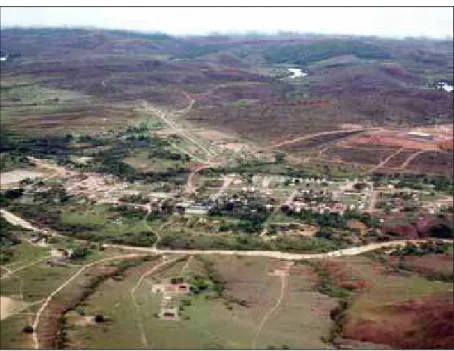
274;152;286;163
94;314;105;323
70;244;90;261
22;325;34;333
314;230;332;239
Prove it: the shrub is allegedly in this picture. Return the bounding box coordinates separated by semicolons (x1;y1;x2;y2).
22;325;34;333
94;314;105;323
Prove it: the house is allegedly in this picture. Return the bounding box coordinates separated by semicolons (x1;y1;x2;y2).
50;248;71;259
186;205;209;215
407;131;434;141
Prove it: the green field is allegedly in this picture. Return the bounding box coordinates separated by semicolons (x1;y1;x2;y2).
62;255;336;349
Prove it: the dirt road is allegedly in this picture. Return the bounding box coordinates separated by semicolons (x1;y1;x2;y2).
259;129;367;152
185;161;224;194
367;147;405;173
399;150;437;170
130;256;183;348
143;101;217;159
31;253;153;350
210;174;235;201
1;256;51;281
251;263;290;348
2;209;451;263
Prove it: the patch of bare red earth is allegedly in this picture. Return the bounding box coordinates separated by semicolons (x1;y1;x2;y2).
387;253;453;279
342;293;454;349
322;260;373;291
35;264;122;349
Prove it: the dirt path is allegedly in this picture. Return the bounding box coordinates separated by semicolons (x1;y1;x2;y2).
169;142;207;163
142;204;159;251
185;162;220;194
399;150;430;170
31;253;153;350
367;147;405;173
181;255;193;274
367;189;377;213
259;129;367;152
210;174;235;201
2;209;452;263
174;91;195;116
142;96;227;194
130;256;183;348
1;265;13;275
1;209;41;232
151;218;175;251
1;256;51;281
251;264;290;348
143;101;217;159
260;189;297;237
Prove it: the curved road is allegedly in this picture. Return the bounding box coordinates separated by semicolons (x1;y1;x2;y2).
1;209;451;262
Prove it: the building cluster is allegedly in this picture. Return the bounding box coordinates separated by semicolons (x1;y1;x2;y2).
376;190;420;213
65;172;126;201
151;278;191;320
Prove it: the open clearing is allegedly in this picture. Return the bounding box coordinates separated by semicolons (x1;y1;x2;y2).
0;296;31;321
61;255;336;349
0;170;46;185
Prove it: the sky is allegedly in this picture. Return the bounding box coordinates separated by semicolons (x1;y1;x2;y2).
1;7;453;39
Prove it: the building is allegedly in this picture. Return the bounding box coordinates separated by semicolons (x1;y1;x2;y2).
407;131;434;141
175;202;209;215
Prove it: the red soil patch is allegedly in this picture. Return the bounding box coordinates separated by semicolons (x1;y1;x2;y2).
321;261;372;292
386;253;453;279
343;294;454;349
382;225;419;239
289;266;320;286
437;139;454;151
347;132;441;151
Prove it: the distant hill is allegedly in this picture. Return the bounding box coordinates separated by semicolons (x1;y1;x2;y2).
1;28;452;142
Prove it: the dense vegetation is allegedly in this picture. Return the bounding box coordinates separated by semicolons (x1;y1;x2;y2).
281;208;381;229
263;40;391;66
0;216;22;263
390;241;450;256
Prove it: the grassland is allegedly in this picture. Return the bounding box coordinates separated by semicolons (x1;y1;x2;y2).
60;255;337;349
1;243;452;350
0;28;452;349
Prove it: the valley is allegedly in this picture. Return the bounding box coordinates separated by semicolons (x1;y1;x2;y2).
1;27;453;350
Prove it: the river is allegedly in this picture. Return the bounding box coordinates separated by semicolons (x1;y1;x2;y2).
287;68;307;78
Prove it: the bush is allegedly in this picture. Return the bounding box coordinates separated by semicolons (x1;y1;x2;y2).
94;314;105;323
70;244;91;261
170;276;184;285
22;325;34;333
314;230;332;239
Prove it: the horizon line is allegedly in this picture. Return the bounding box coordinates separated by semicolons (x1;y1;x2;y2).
1;25;453;41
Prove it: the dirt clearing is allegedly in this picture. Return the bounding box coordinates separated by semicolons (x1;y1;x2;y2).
0;296;30;321
0;170;46;185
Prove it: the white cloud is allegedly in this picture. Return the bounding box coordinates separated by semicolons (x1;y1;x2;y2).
1;7;453;39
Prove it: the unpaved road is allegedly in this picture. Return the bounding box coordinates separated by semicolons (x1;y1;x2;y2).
367;147;405;173
399;150;442;170
251;264;290;348
210;174;235;201
185;161;224;194
130;256;184;348
185;163;214;194
31;253;153;350
2;209;451;263
1;209;41;232
259;129;367;152
1;256;51;280
142;101;217;159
